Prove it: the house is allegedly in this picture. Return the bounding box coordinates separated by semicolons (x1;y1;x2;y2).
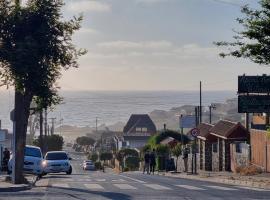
208;120;249;171
115;114;157;150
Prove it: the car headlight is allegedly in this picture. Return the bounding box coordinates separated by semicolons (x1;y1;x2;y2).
42;161;47;167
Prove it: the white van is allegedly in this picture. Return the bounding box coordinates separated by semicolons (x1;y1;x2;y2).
8;145;43;176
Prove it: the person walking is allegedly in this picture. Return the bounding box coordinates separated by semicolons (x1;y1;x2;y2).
143;151;150;174
149;149;156;175
183;148;188;173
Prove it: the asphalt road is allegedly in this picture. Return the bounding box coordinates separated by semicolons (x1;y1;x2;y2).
0;148;270;200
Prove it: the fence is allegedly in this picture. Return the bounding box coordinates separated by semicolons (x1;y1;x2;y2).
250;129;270;172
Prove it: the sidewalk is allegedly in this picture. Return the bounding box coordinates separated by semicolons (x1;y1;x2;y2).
157;171;270;189
0;173;46;192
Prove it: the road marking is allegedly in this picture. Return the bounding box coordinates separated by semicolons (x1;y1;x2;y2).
52;183;69;188
114;184;137;190
236;186;270;191
85;184;104;190
176;185;206;190
205;185;238;191
112;179;126;182
95;179;106;182
144;184;172;190
118;175;146;183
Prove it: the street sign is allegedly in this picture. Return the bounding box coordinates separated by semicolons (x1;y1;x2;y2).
180;115;196;128
190;128;199;137
238;95;270;113
238;75;270;93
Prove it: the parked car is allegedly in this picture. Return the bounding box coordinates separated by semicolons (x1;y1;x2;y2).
42;151;72;175
82;160;95;170
8;145;43;176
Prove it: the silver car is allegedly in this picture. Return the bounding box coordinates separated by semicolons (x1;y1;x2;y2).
82;160;95;170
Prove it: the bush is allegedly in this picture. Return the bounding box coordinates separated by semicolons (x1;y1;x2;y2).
33;134;64;152
88;153;98;162
123;167;129;172
235;165;263;176
95;162;102;170
125;157;140;170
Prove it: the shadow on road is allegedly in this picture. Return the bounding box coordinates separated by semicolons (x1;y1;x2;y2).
0;185;32;193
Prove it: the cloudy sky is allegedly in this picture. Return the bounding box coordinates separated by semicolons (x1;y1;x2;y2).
55;0;270;91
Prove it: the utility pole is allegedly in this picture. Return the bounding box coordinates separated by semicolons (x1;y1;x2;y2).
49;117;56;135
39;110;44;154
209;104;216;124
200;81;202;124
44;109;48;136
96;117;98;133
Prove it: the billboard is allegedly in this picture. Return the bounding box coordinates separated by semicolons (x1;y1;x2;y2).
180;115;196;128
238;75;270;93
238;95;270;113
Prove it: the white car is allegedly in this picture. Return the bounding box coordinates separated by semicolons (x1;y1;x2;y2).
42;151;72;175
8;145;43;176
82;160;95;170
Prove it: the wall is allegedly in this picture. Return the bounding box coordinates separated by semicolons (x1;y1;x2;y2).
250;129;270;172
230;143;250;172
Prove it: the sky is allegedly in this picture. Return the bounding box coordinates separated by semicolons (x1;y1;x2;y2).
27;0;270;91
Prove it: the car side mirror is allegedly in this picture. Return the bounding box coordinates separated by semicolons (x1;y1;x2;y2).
69;157;72;160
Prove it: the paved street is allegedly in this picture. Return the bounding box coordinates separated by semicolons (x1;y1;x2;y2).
1;149;270;200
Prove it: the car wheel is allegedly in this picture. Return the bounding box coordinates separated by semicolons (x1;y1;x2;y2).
66;166;72;175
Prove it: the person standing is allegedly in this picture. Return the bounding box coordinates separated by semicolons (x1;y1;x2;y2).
183;148;188;173
149;149;156;175
143;151;150;174
2;148;10;171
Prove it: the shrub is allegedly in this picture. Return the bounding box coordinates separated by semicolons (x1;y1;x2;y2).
123;167;129;172
88;153;98;162
125;157;140;170
235;165;263;176
95;162;102;170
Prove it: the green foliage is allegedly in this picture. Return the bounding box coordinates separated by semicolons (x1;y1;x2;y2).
0;0;86;99
94;161;102;170
125;157;140;170
88;153;98;162
33;134;64;152
215;0;270;65
142;144;151;153
116;148;139;161
155;130;190;145
171;144;182;158
156;144;170;156
100;152;113;161
76;136;95;146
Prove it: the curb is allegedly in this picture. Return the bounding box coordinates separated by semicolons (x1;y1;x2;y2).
158;173;270;189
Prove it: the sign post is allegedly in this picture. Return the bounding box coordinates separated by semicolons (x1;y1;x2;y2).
190;128;199;175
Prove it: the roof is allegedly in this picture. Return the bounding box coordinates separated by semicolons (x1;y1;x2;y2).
123;114;156;135
197;123;214;138
209;120;245;139
160;137;176;145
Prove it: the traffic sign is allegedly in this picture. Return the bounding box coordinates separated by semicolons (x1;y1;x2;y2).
190;128;199;137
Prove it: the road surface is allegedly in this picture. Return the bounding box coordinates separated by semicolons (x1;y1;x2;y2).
0;149;269;200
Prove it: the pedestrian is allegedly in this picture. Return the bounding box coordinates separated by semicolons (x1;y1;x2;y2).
2;148;10;171
149;149;156;175
183;148;188;173
143;151;150;174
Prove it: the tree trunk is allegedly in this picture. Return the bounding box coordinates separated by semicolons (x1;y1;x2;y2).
175;157;178;172
13;90;33;184
39;110;44;155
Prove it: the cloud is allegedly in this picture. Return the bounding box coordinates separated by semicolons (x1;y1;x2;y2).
77;28;99;35
136;0;172;4
66;0;111;13
97;40;173;51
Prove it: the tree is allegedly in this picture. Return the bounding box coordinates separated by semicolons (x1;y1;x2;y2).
215;0;270;65
90;153;99;162
100;152;113;172
0;0;85;183
76;136;95;146
33;134;64;151
171;144;182;172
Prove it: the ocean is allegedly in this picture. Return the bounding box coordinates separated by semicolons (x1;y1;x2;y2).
0;90;236;130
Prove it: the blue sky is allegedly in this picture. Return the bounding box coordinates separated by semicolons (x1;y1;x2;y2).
55;0;270;91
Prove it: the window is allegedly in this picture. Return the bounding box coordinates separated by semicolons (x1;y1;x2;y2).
142;127;147;132
212;143;218;153
136;127;142;132
235;142;242;153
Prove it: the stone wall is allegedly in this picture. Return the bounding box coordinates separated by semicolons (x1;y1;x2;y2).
212;152;219;171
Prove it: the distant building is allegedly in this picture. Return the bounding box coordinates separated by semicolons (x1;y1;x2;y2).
114;114;157;150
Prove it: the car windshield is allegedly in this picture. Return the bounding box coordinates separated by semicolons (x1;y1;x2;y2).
25;147;42;158
86;162;93;165
45;152;68;160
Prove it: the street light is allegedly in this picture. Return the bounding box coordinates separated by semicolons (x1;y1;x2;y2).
209;104;216;124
